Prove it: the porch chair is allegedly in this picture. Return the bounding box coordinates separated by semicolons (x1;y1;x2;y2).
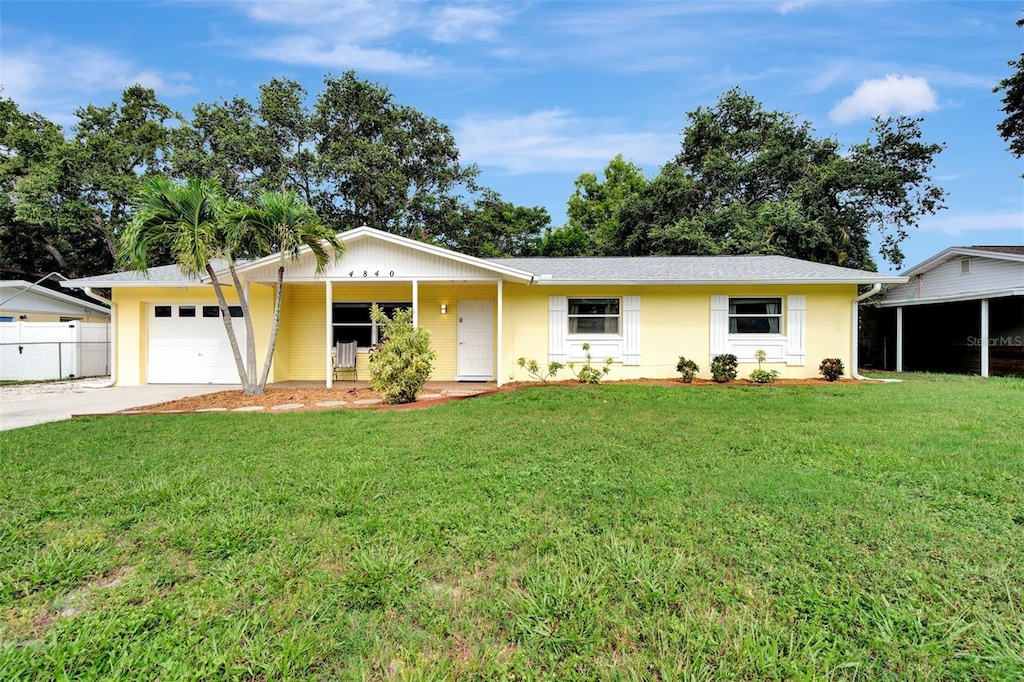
333;340;358;382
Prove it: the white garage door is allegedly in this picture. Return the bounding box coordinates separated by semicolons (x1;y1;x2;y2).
148;304;247;384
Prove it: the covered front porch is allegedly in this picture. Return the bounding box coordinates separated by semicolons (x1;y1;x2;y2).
232;226;535;388
270;279;506;387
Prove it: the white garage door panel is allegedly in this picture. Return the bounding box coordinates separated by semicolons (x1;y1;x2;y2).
148;305;246;384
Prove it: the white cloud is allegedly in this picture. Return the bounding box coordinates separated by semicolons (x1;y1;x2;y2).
428;5;510;43
1;42;193;119
919;211;1024;236
777;0;816;14
455;110;678;174
248;36;435;73
246;1;413;37
239;1;510;73
830;74;938;123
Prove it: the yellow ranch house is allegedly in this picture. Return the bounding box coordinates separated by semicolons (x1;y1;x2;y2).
60;227;906;386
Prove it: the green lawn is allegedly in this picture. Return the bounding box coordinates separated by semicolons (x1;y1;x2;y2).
2;375;1023;680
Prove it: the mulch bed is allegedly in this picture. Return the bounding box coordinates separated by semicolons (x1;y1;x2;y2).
121;377;861;414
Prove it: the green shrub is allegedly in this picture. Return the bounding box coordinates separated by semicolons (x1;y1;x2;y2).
749;349;779;384
367;305;436;404
749;368;779;384
710;354;738;383
675;356;699;383
819;357;845;382
568;343;613;384
517;357;564;382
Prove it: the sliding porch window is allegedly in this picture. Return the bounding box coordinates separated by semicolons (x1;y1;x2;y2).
332;302;411;349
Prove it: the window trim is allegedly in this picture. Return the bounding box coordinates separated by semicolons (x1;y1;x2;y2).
727;297;783;336
331;301;412;351
567;297;622;337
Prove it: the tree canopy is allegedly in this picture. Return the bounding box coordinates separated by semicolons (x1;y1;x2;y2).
609;89;946;269
2;72;547;281
1;87;176;280
3;79;948;280
172;72;480;241
994;16;1024;172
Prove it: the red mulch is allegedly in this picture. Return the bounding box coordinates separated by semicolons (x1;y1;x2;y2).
120;377;860;414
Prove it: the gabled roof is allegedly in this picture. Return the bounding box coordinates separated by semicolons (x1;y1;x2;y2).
900;246;1024;278
489;255;905;285
231;226;535;283
1;280;111;315
59;226;905;288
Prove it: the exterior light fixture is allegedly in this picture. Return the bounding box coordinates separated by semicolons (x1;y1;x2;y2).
440;304;447;314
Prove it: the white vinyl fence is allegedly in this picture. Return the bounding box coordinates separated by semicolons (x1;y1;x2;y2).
0;322;111;381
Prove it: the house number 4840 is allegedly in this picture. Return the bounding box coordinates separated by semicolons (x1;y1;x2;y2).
348;270;395;277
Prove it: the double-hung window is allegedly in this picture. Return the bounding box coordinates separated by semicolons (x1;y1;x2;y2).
729;297;782;334
332;302;411;349
568;298;620;335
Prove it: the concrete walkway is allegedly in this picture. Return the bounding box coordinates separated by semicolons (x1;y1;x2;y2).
0;383;236;431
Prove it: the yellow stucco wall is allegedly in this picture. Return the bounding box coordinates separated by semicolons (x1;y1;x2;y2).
111;285;275;385
501;284;857;381
112;281;856;384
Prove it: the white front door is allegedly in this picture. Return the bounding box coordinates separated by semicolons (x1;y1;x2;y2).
147;303;246;384
457;300;493;381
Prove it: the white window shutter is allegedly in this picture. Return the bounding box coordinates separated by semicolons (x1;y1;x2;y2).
786;294;806;366
710;295;729;357
549;296;568;363
623;295;641;365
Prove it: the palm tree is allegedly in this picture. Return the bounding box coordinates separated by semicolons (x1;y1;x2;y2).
226;191;343;390
120;177;342;395
120;176;257;392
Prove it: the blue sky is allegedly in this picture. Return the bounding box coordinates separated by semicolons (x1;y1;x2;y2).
2;0;1022;273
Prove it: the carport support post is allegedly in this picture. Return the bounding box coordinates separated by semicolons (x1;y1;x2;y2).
895;306;904;373
325;280;333;389
980;298;989;377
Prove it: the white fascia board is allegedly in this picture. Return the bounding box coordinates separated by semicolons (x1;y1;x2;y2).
15;284;111;313
229;226;535;283
529;277;908;286
62;280;227;289
878;288;1024;307
900;247;1024;278
243;276;504;284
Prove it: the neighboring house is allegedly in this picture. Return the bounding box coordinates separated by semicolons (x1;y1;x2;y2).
0;280;111;323
866;246;1024;377
59;226;904;386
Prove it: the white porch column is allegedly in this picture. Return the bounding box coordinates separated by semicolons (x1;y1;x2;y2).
325;279;333;388
496;279;504;387
981;298;990;378
895;306;904;373
412;279;419;328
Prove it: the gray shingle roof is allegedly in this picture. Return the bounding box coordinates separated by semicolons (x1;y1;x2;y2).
62;260;240;286
487;255;904;284
63;253;901;287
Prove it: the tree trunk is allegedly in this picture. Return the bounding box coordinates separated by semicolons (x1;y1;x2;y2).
42;240;75;278
258;264;286;391
226;262;261;396
206;263;251;392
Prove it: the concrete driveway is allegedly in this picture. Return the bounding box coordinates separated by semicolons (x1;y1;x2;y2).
0;381;236;431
